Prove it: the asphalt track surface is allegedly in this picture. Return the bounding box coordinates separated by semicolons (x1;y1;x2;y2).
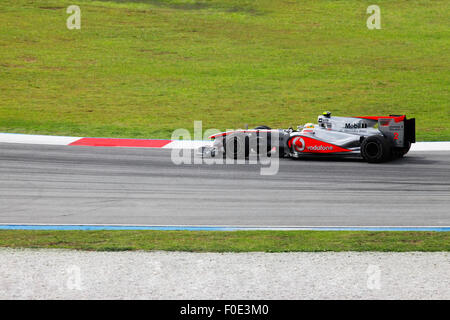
0;142;449;226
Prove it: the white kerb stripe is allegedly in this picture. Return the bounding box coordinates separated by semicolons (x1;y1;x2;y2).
162;140;213;149
411;142;450;152
0;133;81;145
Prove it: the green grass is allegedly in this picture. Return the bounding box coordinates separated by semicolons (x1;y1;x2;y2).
0;230;449;252
0;0;449;140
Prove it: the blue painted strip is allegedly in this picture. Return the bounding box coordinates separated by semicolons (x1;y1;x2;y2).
306;227;450;232
0;225;449;232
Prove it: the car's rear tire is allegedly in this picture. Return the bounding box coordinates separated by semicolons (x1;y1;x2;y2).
392;141;411;158
223;133;249;160
254;125;271;130
361;135;392;163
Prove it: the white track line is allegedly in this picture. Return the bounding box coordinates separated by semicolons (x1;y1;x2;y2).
410;142;450;152
1;223;448;228
0;133;81;145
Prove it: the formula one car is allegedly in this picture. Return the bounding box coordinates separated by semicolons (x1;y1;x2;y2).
199;112;415;163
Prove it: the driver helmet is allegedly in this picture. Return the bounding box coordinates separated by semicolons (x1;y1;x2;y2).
302;123;315;133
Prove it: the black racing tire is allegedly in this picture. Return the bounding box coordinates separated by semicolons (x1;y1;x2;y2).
253;133;273;157
361;135;392;163
253;126;272;156
392;141;411;158
223;133;249;160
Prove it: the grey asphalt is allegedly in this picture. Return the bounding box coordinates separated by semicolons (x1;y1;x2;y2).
0;142;449;226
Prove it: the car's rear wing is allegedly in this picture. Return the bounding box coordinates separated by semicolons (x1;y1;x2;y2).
404;117;416;144
376;115;415;147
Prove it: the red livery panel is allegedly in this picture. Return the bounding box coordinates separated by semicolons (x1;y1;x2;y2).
290;136;352;153
355;116;405;123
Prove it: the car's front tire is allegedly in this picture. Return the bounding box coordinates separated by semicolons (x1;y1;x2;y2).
361;135;392;163
223;133;249;160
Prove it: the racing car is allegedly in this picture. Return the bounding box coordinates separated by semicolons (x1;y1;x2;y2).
199;112;415;163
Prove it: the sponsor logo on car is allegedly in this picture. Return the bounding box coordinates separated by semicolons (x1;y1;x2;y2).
292;137;305;152
345;123;368;129
307;145;333;151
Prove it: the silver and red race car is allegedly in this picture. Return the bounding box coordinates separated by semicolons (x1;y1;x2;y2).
199;112;416;163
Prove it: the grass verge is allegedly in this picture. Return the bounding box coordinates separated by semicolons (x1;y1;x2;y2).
0;0;449;141
0;230;449;252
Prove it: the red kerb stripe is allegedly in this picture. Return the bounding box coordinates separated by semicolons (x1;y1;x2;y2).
69;138;172;148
